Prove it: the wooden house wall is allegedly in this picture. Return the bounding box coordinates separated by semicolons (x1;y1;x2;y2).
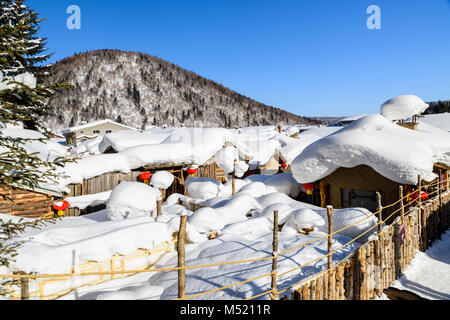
0;187;53;219
321;165;403;220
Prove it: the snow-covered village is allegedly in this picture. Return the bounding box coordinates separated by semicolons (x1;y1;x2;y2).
1;0;450;306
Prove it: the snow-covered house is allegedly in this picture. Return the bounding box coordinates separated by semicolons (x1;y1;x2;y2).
338;114;369;126
62;119;137;146
291;114;450;218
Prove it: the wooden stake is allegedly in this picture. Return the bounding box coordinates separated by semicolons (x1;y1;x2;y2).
399;186;405;222
376;192;383;233
326;206;333;270
271;210;279;300
177;215;187;299
19;274;29;300
232;160;237;196
157;190;163;217
438;169;442;210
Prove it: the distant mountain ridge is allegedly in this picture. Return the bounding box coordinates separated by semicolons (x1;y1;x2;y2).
43;49;320;130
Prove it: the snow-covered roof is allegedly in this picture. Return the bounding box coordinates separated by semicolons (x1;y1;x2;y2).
291;114;450;185
61;119;137;134
340;114;369;122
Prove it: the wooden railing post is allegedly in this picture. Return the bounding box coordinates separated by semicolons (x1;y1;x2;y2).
438;169;442;209
375;192;384;295
232;160;237;196
326;206;333;270
157;191;163;217
399;186;405;222
14;272;30;300
376;192;383;233
20;277;29;300
326;206;334;300
418;175;427;251
271;210;279;300
177;214;188;299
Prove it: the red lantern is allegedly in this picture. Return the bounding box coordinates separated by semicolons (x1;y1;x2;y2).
187;167;198;176
52;200;70;216
303;183;316;195
413;191;428;202
281;163;288;168
140;172;152;184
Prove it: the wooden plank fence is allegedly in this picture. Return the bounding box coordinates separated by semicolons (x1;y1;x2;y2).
291;192;450;300
65;163;219;216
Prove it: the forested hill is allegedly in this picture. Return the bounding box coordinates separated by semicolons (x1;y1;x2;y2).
42;49;319;130
424;100;450;114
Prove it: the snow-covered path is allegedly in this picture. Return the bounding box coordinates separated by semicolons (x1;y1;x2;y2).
390;229;450;300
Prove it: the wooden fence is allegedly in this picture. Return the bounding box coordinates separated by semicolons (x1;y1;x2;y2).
4;178;449;301
291;191;450;300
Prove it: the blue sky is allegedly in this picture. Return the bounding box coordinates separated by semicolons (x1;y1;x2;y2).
28;0;450;117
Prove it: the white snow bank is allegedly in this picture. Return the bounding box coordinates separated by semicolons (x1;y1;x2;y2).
381;95;429;121
96;285;165;300
291;114;450;185
11;214;171;274
188;193;261;234
418;113;450;132
390;228;450;299
185;177;223;200
282;209;326;234
106;182;162;221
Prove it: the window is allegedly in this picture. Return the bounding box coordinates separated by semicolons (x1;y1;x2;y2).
341;189;385;212
106;130;112;134
93;130;100;134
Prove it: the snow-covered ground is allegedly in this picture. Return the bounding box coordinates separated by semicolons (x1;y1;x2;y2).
1;173;379;300
387;229;450;300
2;93;450;300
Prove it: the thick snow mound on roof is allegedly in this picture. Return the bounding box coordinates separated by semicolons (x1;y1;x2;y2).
98;128;172;153
150;171;174;190
215;146;237;174
278;126;341;163
106;182;162;220
291;114;450;185
381;95;429;121
71;136;103;155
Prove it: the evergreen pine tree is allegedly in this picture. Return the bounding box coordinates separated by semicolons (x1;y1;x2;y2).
0;0;72;292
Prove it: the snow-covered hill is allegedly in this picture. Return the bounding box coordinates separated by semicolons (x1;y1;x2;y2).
42;50;318;130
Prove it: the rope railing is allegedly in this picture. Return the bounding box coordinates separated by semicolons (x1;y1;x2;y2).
0;176;447;301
